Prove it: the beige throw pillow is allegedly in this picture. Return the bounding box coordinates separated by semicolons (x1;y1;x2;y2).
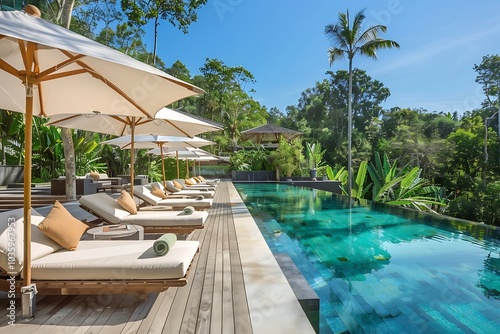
173;180;183;189
89;171;100;181
116;190;137;214
151;185;167;199
185;178;194;186
37;201;88;251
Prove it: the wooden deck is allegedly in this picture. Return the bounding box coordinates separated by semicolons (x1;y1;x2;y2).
0;182;314;333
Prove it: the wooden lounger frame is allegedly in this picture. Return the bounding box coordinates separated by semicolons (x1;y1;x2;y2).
79;203;204;234
0;248;198;297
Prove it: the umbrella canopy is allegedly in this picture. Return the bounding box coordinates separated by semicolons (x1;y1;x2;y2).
102;135;214;149
0;8;203;299
148;147;218;178
47;108;222;138
103;135;214;186
149;147;214;158
0;11;203;118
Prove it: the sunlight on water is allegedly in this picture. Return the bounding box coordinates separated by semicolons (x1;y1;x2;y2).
235;183;500;334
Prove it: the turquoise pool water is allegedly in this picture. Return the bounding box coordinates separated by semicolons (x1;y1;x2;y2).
234;183;500;334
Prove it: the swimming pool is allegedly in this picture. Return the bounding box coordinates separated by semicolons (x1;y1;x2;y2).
234;183;500;334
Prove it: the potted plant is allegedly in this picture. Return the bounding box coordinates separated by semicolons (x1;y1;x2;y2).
306;142;326;179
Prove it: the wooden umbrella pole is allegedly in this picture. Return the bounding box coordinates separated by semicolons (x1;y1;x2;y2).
23;88;33;287
130;118;135;197
176;151;179;178
160;143;167;190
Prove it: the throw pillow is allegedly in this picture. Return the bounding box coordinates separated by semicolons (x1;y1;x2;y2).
151;185;167;199
198;176;206;182
89;171;100;181
116;190;138;214
193;176;201;183
173;180;183;189
37;201;88;251
185;178;194;186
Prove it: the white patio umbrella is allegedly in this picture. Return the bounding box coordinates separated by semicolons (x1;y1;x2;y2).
149;147;217;178
47;108;221;194
0;7;203;306
48;107;222;138
163;148;219;178
103;135;214;188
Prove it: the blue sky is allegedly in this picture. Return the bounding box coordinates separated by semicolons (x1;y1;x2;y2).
151;0;500;115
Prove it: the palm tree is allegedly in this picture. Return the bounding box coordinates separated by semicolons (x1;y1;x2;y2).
325;9;399;202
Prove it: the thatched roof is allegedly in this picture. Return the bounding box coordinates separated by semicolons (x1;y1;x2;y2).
240;123;302;143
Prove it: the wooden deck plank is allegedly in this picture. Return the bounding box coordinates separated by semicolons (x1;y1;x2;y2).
177;193;220;334
93;294;139;334
2;296;77;334
222;200;235;334
71;294;118;334
78;294;128;334
173;186;223;333
46;296;100;334
118;292;158;334
208;194;224;333
136;288;176;334
227;197;253;334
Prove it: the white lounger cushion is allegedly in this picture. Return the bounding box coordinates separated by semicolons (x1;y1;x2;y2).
79;193;208;227
0;209;64;275
27;240;199;280
134;186;213;208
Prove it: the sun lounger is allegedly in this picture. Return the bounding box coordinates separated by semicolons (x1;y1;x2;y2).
0;208;199;296
194;175;221;186
134;185;213;210
151;181;215;198
79;192;208;233
174;178;217;191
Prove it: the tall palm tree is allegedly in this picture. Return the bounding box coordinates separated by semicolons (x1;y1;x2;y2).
325;9;399;202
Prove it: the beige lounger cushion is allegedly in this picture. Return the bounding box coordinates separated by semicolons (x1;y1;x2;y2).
0;209;63;274
79;193;208;227
120;210;208;227
79;193;129;225
27;240;199;280
134;186;213;208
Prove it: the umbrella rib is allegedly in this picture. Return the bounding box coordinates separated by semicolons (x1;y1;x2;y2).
36;53;86;79
75;60;152;118
0;57;20;78
55;50;154;118
164;119;191;137
47;114;80;125
38;82;46;116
